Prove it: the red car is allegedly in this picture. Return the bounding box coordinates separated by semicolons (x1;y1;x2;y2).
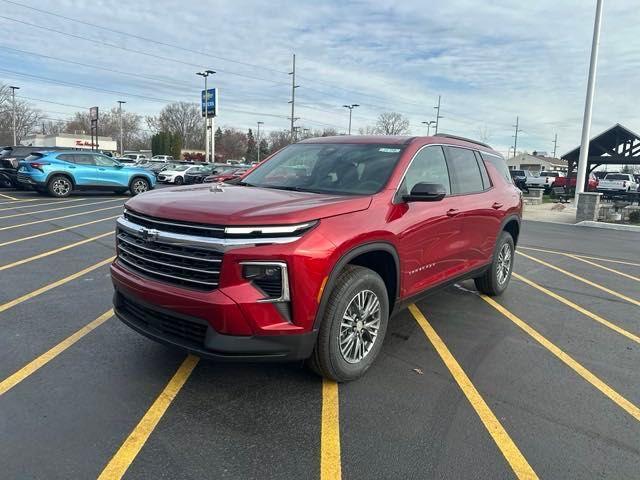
203;167;249;183
111;135;522;381
552;172;598;191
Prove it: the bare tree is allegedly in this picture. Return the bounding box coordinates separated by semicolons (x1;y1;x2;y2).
216;128;248;160
147;102;203;149
358;125;380;135
0;98;42;145
375;112;410;135
63;108;143;151
268;130;292;153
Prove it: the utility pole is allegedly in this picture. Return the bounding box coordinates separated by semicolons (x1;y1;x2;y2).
421;120;436;136
289;54;299;142
117;100;126;156
343;104;359;135
552;133;558;158
433;95;443;134
257;121;264;163
575;0;604;199
512;116;523;158
197;70;215;161
10;86;20;145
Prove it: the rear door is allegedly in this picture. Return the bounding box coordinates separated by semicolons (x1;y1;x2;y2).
65;153;98;186
443;146;501;270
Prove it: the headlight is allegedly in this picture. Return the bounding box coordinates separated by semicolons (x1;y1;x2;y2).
241;261;289;302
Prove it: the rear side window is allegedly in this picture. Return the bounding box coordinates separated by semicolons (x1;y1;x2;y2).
399;145;451;197
605;174;629;180
24;153;44;162
443;146;484;194
74;154;95;165
474;151;492;189
58;154;75;163
482;153;513;184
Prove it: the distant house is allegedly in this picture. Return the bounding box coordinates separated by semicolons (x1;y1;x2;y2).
505;151;568;173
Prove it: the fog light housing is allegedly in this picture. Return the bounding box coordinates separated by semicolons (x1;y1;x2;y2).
241;261;290;302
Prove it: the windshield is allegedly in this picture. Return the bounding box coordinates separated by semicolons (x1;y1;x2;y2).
540;172;558;177
168;165;190;172
605;174;628;180
242;143;404;195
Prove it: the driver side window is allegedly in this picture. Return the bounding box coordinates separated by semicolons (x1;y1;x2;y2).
93;155;116;167
399;146;451;196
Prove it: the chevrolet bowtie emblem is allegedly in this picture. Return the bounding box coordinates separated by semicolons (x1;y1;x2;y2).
140;227;159;242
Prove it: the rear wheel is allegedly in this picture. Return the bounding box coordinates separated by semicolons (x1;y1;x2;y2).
474;231;514;296
47;175;72;197
308;265;389;382
129;177;150;196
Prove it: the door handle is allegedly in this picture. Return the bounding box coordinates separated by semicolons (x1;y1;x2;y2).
98;168;106;171
68;166;76;169
446;208;460;217
492;202;503;209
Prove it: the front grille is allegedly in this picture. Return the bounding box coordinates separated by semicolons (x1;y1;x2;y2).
254;278;283;298
116;230;222;290
124;209;225;238
117;293;208;347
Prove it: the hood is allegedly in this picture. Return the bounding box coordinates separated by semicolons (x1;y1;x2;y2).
125;184;372;225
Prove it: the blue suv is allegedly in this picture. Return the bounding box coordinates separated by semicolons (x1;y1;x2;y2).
17;151;156;197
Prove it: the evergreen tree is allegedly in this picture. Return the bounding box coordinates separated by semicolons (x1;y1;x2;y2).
246;128;257;162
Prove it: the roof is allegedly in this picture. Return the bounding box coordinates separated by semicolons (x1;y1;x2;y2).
299;134;497;153
562;123;640;161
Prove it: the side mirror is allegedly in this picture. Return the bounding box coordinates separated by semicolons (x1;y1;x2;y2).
403;182;447;202
114;163;123;168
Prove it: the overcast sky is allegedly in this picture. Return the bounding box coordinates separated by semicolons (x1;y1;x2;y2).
0;0;638;156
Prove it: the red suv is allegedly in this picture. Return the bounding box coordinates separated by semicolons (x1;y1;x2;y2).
111;135;522;381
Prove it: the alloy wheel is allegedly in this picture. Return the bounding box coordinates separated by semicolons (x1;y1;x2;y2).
338;289;381;364
52;178;71;196
133;179;148;194
496;243;512;285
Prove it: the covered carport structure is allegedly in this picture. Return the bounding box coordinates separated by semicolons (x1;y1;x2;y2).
562;124;640;184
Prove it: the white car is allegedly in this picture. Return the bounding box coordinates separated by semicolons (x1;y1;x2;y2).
156;164;198;185
123;153;148;162
152;155;174;161
597;173;638;192
527;171;564;190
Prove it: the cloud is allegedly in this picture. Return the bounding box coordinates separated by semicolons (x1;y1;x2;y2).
0;0;638;155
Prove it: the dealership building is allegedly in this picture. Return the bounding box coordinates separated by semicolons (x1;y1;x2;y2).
21;133;117;153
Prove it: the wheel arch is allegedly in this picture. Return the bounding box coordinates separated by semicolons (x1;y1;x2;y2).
45;171;76;187
501;215;521;246
313;242;400;330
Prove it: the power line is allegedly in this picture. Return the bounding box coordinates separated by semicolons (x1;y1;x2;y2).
0;0;291;77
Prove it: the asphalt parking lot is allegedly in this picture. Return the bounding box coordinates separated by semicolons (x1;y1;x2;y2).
0;189;638;480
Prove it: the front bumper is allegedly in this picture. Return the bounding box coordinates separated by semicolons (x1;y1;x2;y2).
113;288;317;361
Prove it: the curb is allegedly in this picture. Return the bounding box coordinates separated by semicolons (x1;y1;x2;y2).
576;221;640;232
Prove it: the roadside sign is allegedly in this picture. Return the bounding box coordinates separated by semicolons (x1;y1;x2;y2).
90;106;99;121
201;88;218;117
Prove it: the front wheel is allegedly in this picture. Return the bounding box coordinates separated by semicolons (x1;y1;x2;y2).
308;265;389;382
174;176;184;185
47;175;73;197
474;231;515;296
129;177;150;196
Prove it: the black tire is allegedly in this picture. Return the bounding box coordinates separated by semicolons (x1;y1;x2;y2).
174;176;184;185
47;175;73;198
113;188;128;195
308;265;389;382
129;177;150;196
474;231;515;296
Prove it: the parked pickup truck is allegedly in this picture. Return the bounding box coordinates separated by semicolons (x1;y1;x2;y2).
552;172;598;192
526;171;564;191
596;173;638;192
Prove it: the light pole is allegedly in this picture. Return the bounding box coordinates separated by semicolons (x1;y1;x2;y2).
421;120;436;136
343;104;359;135
575;0;604;199
196;70;215;162
117;100;126;156
433;95;443;134
10;86;20;145
257;121;264;163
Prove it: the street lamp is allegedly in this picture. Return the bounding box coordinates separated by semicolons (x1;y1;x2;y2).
421;120;436;136
343;104;359;135
196;70;216;162
117;100;126;156
257;121;264;163
9;86;20;145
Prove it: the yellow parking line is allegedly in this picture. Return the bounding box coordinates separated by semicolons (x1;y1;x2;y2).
98;355;199;480
0;198;122;220
408;304;538;480
0;256;115;314
0;231;113;271
0;215;119;247
481;296;640;422
0;192;18;200
0;197;89;212
0;205;122;232
0;310;113;396
321;379;342;480
564;254;640;283
517;251;640;307
513;273;640;344
519;246;640;268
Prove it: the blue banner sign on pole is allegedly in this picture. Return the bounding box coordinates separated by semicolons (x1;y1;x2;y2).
201;88;218;117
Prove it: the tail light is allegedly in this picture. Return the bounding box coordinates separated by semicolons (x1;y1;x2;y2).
623;181;627;188
29;161;50;172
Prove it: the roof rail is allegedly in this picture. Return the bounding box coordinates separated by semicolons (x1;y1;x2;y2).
433;133;491;149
